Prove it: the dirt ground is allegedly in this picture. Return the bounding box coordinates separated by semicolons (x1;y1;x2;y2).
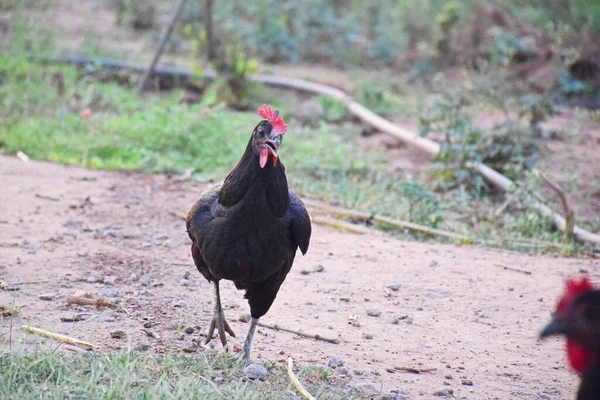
1;155;598;399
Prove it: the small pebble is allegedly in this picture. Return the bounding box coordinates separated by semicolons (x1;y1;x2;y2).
212;371;224;383
182;343;198;353
388;283;401;291
313;264;325;273
350;250;361;258
366;309;381;317
86;275;98;283
184;326;194;334
338;366;350;376
339;297;350;302
300;268;311;275
243;363;268;380
179;279;190;287
353;383;377;394
434;389;453;397
239;314;251;323
134;343;150;352
110;330;126;339
392;315;408;324
183;271;191;279
461;379;473;386
385;367;395;373
39;293;57;301
444;374;453;379
328;357;345;368
362;333;374;340
171;300;186;308
103;276;116;285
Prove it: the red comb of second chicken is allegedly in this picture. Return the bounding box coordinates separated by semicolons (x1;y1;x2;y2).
258;104;287;136
557;277;594;315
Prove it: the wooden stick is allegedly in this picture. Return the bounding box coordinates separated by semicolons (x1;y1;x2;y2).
311;215;380;235
137;0;188;93
287;357;316;400
306;199;472;241
394;366;437;374
67;296;116;309
540;172;574;241
22;325;98;350
493;263;532;275
257;321;340;344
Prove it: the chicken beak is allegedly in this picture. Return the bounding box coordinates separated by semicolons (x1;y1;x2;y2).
539;316;568;339
264;136;281;158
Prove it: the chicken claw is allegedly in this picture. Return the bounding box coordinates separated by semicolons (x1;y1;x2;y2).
205;281;236;347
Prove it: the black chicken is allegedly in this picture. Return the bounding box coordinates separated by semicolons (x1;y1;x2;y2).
186;105;311;360
539;277;600;400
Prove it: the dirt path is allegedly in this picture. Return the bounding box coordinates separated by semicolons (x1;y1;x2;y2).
1;155;597;399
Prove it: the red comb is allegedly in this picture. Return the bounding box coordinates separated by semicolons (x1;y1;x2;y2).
557;277;594;315
258;104;287;136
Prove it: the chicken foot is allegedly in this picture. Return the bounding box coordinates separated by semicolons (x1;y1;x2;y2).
205;281;236;347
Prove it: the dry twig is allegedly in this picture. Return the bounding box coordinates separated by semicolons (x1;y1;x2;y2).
540;172;574;241
287;357;316;400
168;210;187;220
67;296;116;309
1;280;49;290
138;0;189;93
306;199;472;242
22;325;98;350
311;215;380;235
35;194;60;201
493;263;532;275
394;366;437;374
257;321;339;344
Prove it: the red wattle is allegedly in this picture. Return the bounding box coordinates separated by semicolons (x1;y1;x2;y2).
567;339;595;375
259;149;268;168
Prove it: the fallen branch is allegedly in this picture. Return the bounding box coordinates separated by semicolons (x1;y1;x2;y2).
29;55;600;244
394;366;437;374
311;215;380;235
540;172;574;242
493;264;532;275
22;325;98;350
306;199;472;242
257;321;339;344
67;296;116;309
137;0;189;93
287;357;316;400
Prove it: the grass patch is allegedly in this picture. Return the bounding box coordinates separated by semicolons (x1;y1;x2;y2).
0;349;361;400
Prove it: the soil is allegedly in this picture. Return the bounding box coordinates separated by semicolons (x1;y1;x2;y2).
1;155;598;399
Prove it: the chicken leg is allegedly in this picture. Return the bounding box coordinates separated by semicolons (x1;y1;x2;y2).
242;317;259;360
205;281;235;347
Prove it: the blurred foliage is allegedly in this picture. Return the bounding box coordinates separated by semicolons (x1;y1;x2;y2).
420;64;554;199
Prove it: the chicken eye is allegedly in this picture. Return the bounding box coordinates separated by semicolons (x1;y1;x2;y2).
258;127;265;136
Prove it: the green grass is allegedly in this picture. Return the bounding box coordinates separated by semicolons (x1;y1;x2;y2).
0;349;362;400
